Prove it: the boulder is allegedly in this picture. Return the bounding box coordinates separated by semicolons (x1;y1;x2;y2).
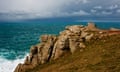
29;46;39;67
85;33;94;41
52;35;69;59
69;35;81;53
86;22;100;31
14;63;33;72
79;42;86;48
65;25;82;34
81;31;89;38
40;35;49;42
37;35;57;63
24;56;30;65
59;30;72;36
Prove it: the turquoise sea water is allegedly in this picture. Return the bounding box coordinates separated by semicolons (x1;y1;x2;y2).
0;21;120;72
0;21;120;60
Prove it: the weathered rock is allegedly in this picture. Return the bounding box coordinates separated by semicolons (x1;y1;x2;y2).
69;35;81;53
65;25;83;34
52;35;69;59
14;63;33;72
59;30;72;36
81;31;89;38
85;33;94;41
79;42;86;48
14;64;22;72
24;56;30;65
29;46;39;66
37;35;57;63
85;22;100;31
40;35;49;42
30;46;38;56
14;35;57;72
15;23;107;72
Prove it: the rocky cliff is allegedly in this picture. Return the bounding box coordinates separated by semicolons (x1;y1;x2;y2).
14;22;120;72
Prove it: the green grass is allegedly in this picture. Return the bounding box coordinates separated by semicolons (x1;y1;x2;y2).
27;35;120;72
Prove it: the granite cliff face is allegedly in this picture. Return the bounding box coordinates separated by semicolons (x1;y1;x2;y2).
14;22;120;72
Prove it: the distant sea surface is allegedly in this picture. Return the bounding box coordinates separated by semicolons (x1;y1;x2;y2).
0;21;120;72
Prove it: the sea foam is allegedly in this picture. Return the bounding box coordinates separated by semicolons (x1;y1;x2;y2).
0;54;28;72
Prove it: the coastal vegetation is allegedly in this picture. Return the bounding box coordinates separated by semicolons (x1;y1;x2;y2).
14;22;120;72
27;34;120;72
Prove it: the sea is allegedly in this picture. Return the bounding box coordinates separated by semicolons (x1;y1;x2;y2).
0;20;120;72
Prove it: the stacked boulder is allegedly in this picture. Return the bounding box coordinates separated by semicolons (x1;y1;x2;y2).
14;23;96;72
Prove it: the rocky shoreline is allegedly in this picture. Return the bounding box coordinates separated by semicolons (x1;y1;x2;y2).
14;22;120;72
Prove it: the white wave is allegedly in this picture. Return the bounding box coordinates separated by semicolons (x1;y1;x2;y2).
0;54;28;72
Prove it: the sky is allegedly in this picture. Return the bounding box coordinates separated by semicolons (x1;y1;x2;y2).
0;0;120;21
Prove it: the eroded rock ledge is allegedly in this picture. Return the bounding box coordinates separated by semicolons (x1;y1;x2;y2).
14;22;120;72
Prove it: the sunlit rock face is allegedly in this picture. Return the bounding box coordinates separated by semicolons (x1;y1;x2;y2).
15;23;118;72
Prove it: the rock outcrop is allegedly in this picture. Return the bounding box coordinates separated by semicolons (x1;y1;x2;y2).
14;22;120;72
85;22;100;31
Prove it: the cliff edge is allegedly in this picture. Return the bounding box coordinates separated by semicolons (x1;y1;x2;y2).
14;22;120;72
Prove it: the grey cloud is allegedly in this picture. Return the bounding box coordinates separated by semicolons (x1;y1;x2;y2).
117;9;120;13
0;0;120;20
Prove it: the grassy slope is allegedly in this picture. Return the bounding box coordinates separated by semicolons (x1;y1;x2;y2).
28;35;120;72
